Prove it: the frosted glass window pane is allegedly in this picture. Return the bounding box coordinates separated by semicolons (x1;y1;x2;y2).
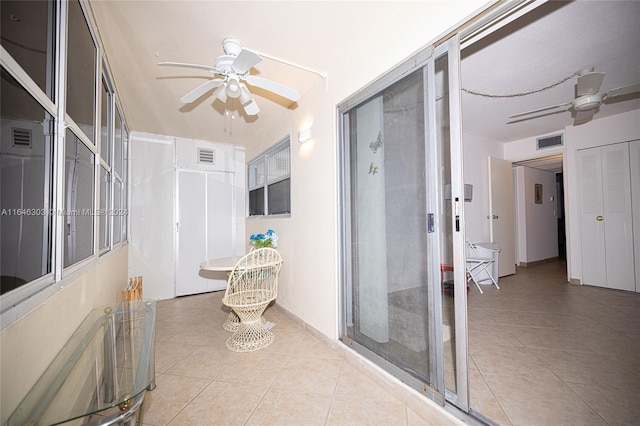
114;108;123;177
1;69;53;294
113;179;122;244
67;0;96;143
99;167;110;250
268;145;290;182
64;130;94;267
100;79;110;162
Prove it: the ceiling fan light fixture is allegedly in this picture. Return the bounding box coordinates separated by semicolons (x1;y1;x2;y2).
214;84;227;102
226;76;241;98
238;84;252;105
573;93;604;111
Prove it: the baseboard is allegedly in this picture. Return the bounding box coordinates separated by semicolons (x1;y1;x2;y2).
569;278;581;286
272;302;468;426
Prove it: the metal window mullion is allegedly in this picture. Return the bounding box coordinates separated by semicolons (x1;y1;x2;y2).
66;115;98;155
52;0;69;282
263;153;269;215
0;46;58;118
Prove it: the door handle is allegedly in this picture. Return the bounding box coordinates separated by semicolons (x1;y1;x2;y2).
596;215;604;221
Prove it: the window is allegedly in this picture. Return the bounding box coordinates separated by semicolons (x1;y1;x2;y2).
64;130;94;267
0;68;54;294
1;0;56;100
0;0;130;319
248;138;290;216
66;0;96;143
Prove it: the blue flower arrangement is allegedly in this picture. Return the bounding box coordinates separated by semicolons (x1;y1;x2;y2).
249;229;278;248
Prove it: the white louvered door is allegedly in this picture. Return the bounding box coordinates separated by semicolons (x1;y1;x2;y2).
578;143;635;291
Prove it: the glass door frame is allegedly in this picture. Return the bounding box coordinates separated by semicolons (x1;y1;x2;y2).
337;36;468;408
435;35;470;412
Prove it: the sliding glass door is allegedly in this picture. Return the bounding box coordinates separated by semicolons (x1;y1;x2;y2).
339;36;469;409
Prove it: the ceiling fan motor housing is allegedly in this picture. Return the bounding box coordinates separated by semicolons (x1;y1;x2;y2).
573;93;605;111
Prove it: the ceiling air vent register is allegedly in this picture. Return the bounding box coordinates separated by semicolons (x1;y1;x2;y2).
536;134;563;150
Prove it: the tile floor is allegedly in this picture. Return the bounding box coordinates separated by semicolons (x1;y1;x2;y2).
142;292;450;426
143;260;640;425
467;260;640;425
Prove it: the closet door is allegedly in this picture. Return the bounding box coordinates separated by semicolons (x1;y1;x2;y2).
176;170;234;296
579;143;634;290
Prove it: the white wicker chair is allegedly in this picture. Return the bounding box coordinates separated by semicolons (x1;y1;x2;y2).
222;248;282;352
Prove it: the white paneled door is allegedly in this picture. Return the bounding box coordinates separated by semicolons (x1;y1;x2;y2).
488;157;516;277
578;143;635;291
176;170;234;296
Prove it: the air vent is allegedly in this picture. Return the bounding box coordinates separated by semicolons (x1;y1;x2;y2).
536;134;563;150
12;127;32;148
197;148;215;164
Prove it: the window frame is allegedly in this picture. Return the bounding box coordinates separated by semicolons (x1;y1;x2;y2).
247;136;291;217
0;0;130;326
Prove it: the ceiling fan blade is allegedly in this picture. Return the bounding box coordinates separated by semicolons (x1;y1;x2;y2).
574;109;596;125
158;61;218;73
509;102;571;119
606;82;640;99
242;99;260;116
180;79;224;103
231;50;262;74
243;75;300;102
576;72;605;96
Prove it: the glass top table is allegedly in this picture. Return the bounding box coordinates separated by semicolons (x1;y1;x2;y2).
8;300;156;426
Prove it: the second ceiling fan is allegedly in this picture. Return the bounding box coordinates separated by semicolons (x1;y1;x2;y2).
509;67;640;125
159;38;301;116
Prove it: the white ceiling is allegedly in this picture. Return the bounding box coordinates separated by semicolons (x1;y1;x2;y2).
461;0;640;144
89;1;640;152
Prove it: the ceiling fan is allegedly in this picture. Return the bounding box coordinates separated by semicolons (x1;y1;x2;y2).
509;67;640;125
158;38;301;116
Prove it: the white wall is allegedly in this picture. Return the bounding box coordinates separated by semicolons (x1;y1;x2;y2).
0;247;128;422
241;2;487;340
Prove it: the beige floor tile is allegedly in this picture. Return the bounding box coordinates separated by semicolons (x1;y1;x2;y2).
482;372;606;426
468;361;511;425
325;395;407;426
154;340;199;373
141;373;211;425
165;345;234;379
334;364;400;403
245;388;333;426
167;381;267;426
271;356;343;395
215;355;283;388
566;382;640;426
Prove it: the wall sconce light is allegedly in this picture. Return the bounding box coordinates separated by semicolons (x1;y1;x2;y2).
298;128;312;143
